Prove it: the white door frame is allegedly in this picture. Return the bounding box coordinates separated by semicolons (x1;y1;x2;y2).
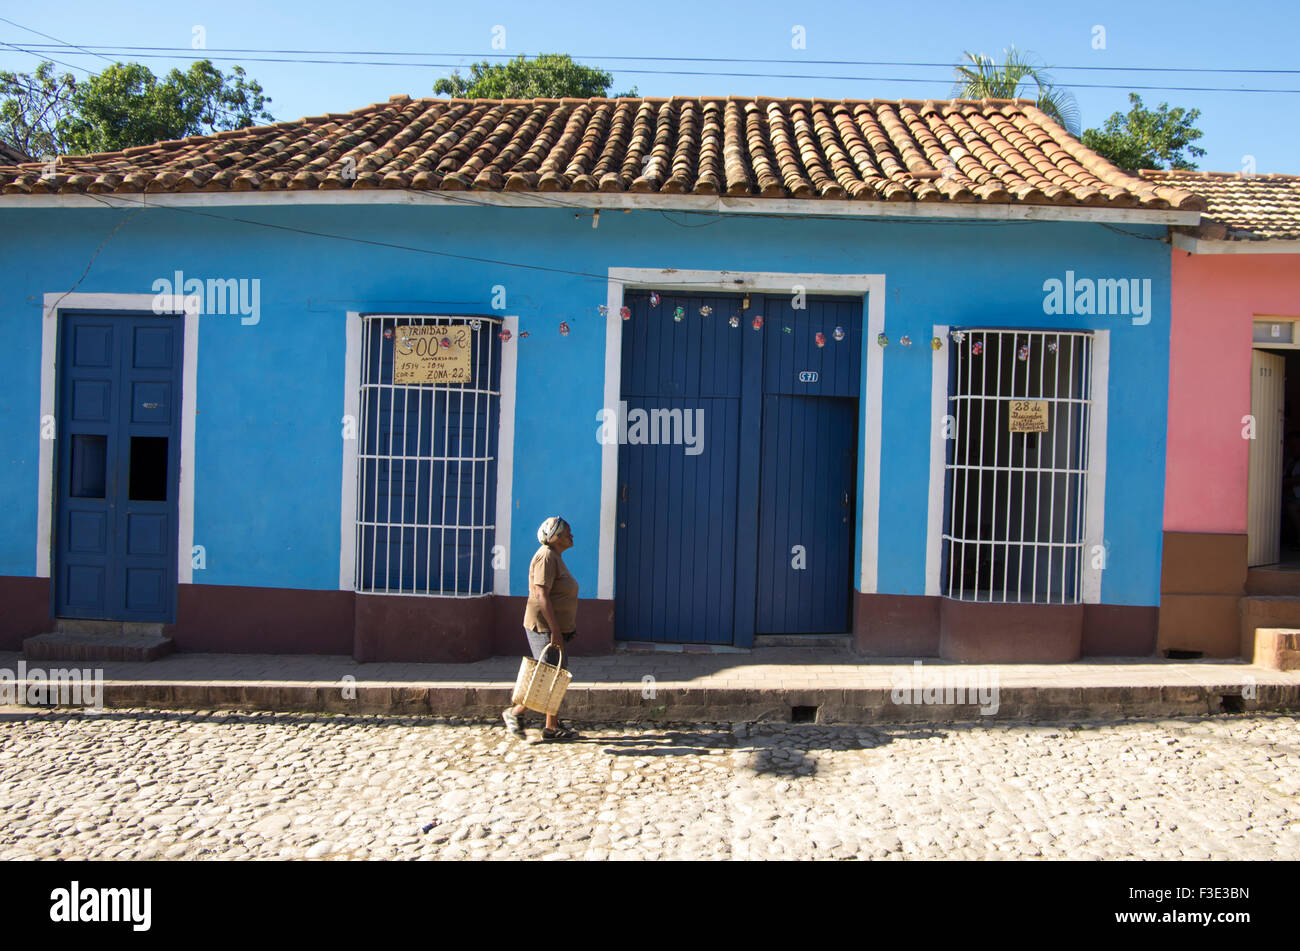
1247;346;1286;566
38;293;199;585
601;268;886;600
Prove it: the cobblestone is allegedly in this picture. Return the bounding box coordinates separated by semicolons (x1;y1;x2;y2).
0;708;1296;860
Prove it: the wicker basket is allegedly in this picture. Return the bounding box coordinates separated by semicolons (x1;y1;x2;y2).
511;649;572;716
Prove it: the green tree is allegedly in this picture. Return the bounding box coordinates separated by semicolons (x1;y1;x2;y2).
0;60;75;158
434;53;636;99
1081;93;1205;170
59;60;273;154
0;59;273;157
952;47;1080;136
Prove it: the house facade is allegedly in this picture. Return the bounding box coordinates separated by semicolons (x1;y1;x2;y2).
0;95;1203;662
1142;170;1300;658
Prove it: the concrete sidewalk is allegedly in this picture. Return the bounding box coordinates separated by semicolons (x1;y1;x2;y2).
3;649;1299;723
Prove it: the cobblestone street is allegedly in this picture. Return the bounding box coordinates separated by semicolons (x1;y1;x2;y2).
1;708;1296;860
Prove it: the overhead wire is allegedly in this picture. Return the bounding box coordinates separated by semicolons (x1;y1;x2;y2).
8;41;1300;75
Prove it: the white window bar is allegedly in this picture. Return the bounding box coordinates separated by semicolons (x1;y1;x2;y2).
944;329;1094;604
355;315;502;597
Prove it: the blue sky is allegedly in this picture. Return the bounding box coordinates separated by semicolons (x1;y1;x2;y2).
2;0;1297;172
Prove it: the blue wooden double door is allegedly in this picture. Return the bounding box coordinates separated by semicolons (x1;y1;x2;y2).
54;313;183;622
615;292;862;645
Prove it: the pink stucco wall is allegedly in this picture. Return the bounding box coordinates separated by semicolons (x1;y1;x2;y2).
1164;251;1300;533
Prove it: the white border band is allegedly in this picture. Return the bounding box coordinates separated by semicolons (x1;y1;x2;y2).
336;312;519;595
38;293;198;585
339;312;362;590
1082;330;1110;603
493;314;519;596
925;324;950;596
2;189;1201;227
601;268;885;599
1172;234;1300;255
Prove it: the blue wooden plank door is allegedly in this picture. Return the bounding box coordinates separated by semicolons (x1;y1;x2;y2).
755;395;858;633
615;292;743;644
753;294;861;634
55;313;183;621
615;292;862;644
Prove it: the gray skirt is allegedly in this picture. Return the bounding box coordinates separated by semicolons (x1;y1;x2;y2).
524;628;574;670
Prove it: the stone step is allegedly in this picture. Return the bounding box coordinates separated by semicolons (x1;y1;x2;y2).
9;679;1297;723
23;631;175;663
1240;596;1300;658
54;618;164;637
1245;567;1300;597
753;634;853;649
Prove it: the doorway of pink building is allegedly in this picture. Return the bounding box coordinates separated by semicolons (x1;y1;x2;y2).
1247;328;1300;569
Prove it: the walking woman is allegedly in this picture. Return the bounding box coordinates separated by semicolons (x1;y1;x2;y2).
503;516;581;741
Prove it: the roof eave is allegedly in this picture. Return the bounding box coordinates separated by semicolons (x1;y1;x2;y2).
0;188;1203;227
1172;232;1300;254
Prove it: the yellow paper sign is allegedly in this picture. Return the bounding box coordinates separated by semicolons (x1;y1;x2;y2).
1008;400;1049;433
392;324;473;384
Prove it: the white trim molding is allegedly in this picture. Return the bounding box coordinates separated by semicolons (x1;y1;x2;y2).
0;189;1202;227
1081;331;1110;603
339;312;362;590
600;268;885;600
38;293;198;585
493;314;519;596
925;325;950;596
1172;233;1300;255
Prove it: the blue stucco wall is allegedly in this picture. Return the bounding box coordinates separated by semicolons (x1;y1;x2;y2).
0;203;1170;606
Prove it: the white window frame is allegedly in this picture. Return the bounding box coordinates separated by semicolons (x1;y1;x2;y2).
340;313;515;598
925;326;1109;603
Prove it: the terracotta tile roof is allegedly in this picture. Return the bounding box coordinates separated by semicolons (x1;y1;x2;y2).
0;95;1204;211
1139;169;1300;240
0;141;32;164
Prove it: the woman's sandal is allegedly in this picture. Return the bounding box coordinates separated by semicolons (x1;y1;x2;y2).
541;723;581;741
502;707;527;739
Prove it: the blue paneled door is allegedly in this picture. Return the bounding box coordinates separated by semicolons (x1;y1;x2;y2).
54;313;183;621
615;292;743;644
755;396;858;633
615;292;862;644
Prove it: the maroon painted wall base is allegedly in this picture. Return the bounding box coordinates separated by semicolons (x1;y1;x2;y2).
170;585;353;654
0;576;52;649
0;576;615;662
3;576;1154;662
854;591;1157;661
941;599;1083;662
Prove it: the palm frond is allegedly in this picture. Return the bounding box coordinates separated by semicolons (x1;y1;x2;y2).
951;46;1080;136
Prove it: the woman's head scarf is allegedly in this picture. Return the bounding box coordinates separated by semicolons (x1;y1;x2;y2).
537;516;570;544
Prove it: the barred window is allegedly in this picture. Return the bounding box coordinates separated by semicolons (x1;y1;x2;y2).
943;330;1093;603
355;315;501;596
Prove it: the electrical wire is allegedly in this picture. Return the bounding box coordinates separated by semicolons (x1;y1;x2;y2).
3;48;1295;94
9;41;1300;75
